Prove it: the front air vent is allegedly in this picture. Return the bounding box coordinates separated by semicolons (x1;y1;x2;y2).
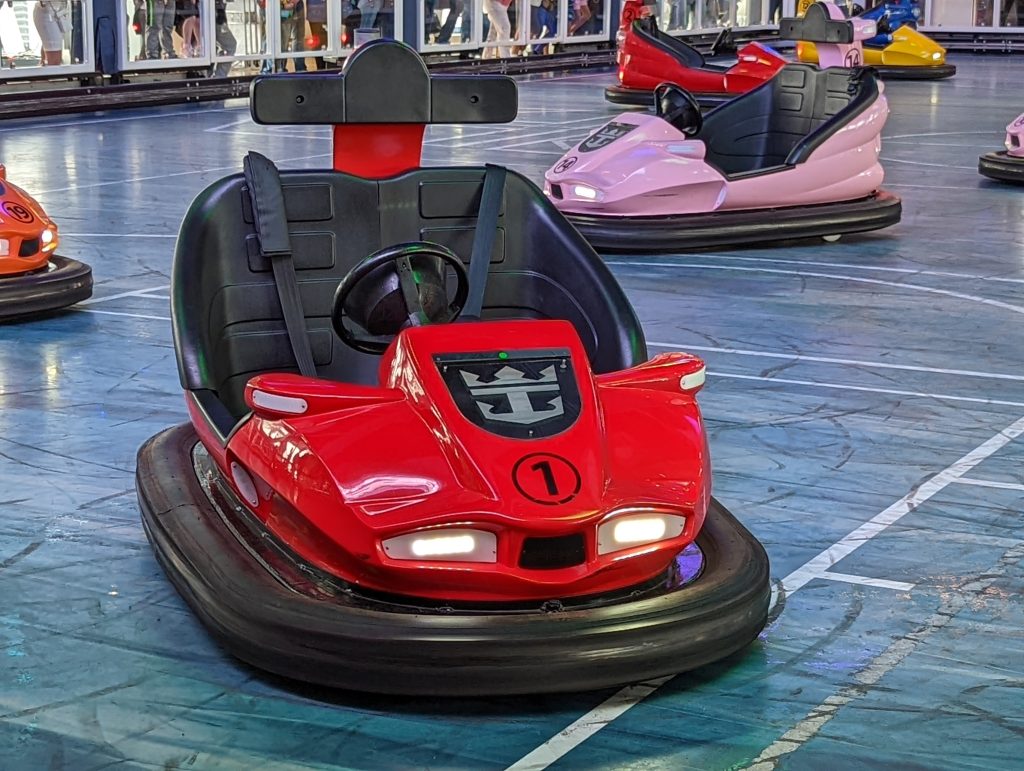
519;534;586;570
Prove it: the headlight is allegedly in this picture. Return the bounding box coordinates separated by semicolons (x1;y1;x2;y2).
382;528;498;562
597;509;687;555
41;229;54;244
571;184;601;201
931;51;941;60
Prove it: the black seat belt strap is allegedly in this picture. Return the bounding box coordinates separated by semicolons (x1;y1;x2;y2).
462;164;506;320
242;151;317;378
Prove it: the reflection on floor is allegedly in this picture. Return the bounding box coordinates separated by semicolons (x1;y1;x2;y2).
1;55;1023;770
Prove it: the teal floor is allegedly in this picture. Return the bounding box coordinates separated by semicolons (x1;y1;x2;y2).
1;55;1023;770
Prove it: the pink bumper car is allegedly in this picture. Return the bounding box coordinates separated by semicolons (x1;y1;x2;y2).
979;113;1024;185
544;2;902;252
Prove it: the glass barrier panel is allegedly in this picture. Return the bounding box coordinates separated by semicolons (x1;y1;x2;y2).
736;0;764;26
520;0;558;51
479;0;524;57
1001;0;1023;26
929;0;992;26
122;0;210;64
0;0;89;73
699;0;731;28
421;0;478;49
660;0;699;32
565;0;603;37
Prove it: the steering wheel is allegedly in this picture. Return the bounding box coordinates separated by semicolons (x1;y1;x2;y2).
655;83;703;137
332;242;470;355
708;26;735;57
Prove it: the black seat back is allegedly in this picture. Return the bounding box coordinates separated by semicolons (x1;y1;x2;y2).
634;17;706;70
172;167;648;421
698;63;876;176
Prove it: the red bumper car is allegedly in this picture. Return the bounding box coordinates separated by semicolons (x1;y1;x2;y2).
135;40;770;696
605;0;786;108
0;164;92;319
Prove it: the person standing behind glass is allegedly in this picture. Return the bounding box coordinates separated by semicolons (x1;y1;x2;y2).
279;0;306;71
358;0;381;30
437;0;465;44
483;0;511;57
139;0;177;58
211;0;237;76
33;0;69;65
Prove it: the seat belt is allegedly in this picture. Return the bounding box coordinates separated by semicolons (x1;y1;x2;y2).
242;151;317;378
462;164;507;320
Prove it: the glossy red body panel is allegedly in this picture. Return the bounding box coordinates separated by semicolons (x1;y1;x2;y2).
332;124;426;178
614;0;785;96
206;319;712;602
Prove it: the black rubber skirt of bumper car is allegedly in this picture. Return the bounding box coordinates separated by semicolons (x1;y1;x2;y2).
137;423;771;696
0;255;93;320
605;84;733;110
979;151;1024;184
567;191;902;253
872;63;956;80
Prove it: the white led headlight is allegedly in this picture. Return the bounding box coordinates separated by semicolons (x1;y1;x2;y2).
597;509;686;555
382;528;497;562
571;184;601;201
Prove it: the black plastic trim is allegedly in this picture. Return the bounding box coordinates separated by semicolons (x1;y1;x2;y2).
604;85;734;110
870;63;957;80
978;151;1024;184
0;255;93;320
567;191;902;253
137;423;771;696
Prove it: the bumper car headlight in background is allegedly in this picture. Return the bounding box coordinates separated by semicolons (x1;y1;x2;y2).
931;52;942;60
383;528;498;562
597;509;687;555
0;239;8;257
41;229;57;252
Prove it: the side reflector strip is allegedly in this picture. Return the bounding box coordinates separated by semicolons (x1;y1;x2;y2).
252;389;308;414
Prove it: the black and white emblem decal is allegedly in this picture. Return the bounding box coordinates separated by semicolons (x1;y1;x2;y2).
436;350;581;439
579;121;638;153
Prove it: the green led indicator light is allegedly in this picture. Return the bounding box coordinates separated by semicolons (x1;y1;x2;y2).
498;352;509;360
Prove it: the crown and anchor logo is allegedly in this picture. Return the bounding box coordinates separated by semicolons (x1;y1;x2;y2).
437;352;582;439
460;364;564;425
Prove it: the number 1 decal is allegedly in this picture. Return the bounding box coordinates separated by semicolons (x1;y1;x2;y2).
513;453;581;505
531;460;559;496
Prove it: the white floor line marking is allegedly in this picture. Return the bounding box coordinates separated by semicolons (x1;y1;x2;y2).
818;571;914;592
745;541;1024;771
884;182;980;191
0;106;243;133
610;256;1024;286
880;157;976;170
649;341;1024;383
884;130;1003;140
504;678;672;771
138;294;171;301
782;414;1024;594
78;286;170;306
949;477;1024;491
708;371;1024;409
503;415;1024;771
76;309;171;322
34;152;332;195
609;261;1024;316
61;233;177;239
